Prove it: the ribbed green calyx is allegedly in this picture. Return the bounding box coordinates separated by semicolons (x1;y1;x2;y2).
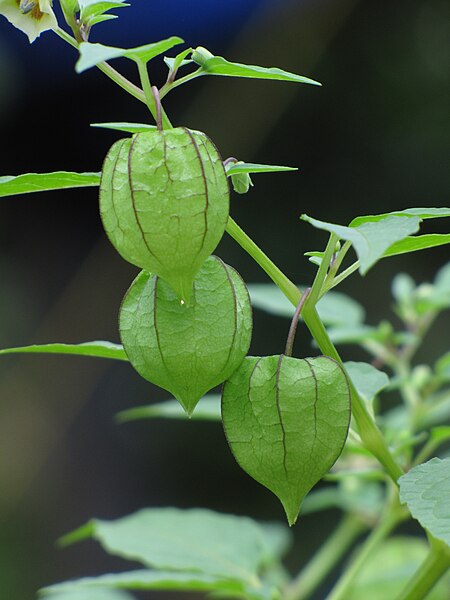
222;355;351;525
100;128;230;302
120;256;253;416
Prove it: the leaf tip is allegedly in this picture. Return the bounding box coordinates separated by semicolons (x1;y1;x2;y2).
57;521;94;549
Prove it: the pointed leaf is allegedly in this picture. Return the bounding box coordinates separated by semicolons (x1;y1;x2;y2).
0;172;100;197
196;54;320;86
164;48;193;72
301;213;421;274
0;341;127;361
91;122;157;133
81;1;129;21
350;208;450;226
383;234;450;258
117;395;221;423
226;163;297;176
222;355;351;525
40;570;247;598
76;37;184;73
60;508;286;587
399;457;450;548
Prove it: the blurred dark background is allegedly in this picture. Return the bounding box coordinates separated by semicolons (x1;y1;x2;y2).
0;0;449;598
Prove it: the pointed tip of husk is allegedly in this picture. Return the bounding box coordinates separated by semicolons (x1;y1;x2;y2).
166;273;195;305
283;498;301;527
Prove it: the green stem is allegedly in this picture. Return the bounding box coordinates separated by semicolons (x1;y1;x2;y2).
55;28;146;104
225;217;302;306
303;306;403;483
331;240;352;275
226;220;404;484
284;515;366;600
307;234;339;305
322;260;360;294
326;506;406;600
136;60;172;129
54;28;172;128
136;60;159;119
97;62;147;104
303;237;403;483
395;540;450;600
160;68;204;99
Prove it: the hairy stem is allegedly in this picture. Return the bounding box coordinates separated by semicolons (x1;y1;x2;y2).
284;515;366;600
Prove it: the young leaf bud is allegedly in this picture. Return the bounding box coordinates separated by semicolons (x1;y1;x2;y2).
191;46;214;66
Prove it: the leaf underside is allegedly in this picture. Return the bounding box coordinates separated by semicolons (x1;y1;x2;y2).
399;457;450;548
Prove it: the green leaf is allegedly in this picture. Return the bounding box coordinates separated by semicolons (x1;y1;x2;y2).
195;52;320;86
301;213;421;274
383;234;450;258
346;537;450;600
327;325;380;345
164;48;193;72
231;171;254;194
60;508;286;588
117;395;221;423
344;361;389;403
418;391;450;430
399;457;450;548
226;163;297;176
222;355;351;525
100;129;229;301
119;257;252;415
436;352;450;381
80;1;129;23
40;570;247;598
89;14;118;26
392;273;416;304
302;481;383;520
350;208;450;226
0;341;127;361
430;426;450;446
91;122;157;134
0;172;100;197
76;37;184;72
41;588;134;600
225;161;297;194
247;284;364;326
435;262;450;294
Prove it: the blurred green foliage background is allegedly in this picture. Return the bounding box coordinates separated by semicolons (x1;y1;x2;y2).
0;0;449;598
